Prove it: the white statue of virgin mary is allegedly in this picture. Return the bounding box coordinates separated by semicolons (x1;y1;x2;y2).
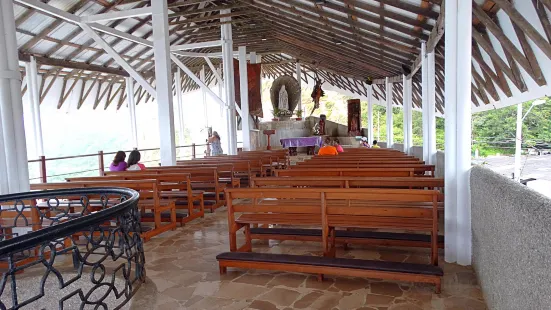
278;85;289;111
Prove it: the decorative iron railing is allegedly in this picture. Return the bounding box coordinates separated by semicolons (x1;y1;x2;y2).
0;188;145;310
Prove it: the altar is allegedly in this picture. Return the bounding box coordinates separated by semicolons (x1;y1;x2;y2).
280;136;323;156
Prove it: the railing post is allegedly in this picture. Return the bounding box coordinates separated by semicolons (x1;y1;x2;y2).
39;156;47;183
192;143;196;159
98;151;105;176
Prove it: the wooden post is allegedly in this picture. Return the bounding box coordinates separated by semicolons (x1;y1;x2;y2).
98;151;105;176
192;143;196;159
39;156;47;183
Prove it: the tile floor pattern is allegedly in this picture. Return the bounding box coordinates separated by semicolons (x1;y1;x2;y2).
130;209;487;310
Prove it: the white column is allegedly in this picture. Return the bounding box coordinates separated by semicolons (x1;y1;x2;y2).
514;103;522;181
367;85;374;143
152;0;176;165
126;77;138;149
423;44;437;165
175;69;186;147
25;56;44;157
0;0;30;193
403;75;413;154
238;46;251;151
221;9;237;155
200;65;208;128
445;0;472;265
296;61;302;112
385;77;393;148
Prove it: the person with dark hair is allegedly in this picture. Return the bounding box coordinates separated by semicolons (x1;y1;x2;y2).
208;131;223;156
317;137;338;156
109;151;127;171
127;150;146;171
333;138;344;153
372;140;380;148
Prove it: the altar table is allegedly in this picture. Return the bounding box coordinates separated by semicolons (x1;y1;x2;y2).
280;136;323;155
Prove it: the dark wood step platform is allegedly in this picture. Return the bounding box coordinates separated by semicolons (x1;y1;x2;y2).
250;228;444;249
217;252;442;292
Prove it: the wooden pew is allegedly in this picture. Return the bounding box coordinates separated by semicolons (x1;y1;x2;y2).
31;180;177;241
219;187;442;292
67;173;204;224
275;168;416;178
251;176;444;190
249;176;445;248
283;166;435;177
106;167;224;212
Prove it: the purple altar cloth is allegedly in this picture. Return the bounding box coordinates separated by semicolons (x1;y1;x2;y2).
280;136;323;148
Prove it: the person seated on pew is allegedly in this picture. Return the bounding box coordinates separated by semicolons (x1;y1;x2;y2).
360;137;370;148
318;137;339;156
333;138;344;153
109;151;127;171
372;140;381;148
127;150;146;171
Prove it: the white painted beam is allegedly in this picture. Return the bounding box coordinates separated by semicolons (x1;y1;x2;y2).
171;40;222;51
15;0;153;47
204;56;223;85
81;7;153;23
79;23;155;96
170;54;226;107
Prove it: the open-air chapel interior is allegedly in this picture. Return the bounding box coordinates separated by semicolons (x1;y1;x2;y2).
0;0;550;309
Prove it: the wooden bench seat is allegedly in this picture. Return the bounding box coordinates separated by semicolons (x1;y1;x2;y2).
276;168;418;178
226;188;440;264
251;176;444;190
249;228;445;248
67;173;204;222
31;180;177;241
217;252;442;293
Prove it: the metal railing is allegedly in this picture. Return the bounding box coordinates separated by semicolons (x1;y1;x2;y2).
0;188;144;309
28;143;210;183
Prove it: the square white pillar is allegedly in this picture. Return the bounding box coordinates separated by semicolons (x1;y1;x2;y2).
385;77;394;148
238;46;251;151
445;0;472;265
0;0;30;193
152;0;176;165
221;9;237;155
296;62;302;112
423;41;437;165
126;77;138;149
403;75;413;154
367;85;374;143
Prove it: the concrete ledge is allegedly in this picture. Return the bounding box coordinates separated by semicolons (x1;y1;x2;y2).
471;166;551;310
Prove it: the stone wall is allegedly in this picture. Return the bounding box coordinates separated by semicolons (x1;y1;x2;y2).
471;166;551;310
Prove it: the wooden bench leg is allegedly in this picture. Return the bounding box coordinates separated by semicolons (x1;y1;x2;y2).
244;225;252;252
317;274;324;282
435;279;442;294
219;265;227;274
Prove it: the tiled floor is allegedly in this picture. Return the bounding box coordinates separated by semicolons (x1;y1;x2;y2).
130;209;487;310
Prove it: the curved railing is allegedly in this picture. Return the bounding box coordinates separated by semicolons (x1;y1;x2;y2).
0;188;145;310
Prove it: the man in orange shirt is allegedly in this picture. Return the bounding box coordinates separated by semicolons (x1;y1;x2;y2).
317;138;339;156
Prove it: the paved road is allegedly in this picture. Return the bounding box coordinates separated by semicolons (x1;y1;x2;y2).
473;155;551;197
473;155;551;181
